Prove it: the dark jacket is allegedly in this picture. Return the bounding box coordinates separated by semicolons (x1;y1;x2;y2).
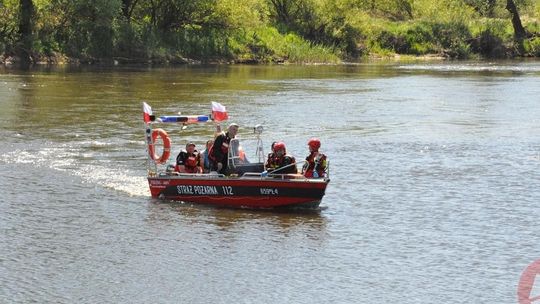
266;154;297;174
176;150;201;173
209;131;233;173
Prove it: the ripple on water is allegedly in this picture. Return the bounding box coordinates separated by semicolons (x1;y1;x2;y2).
0;140;149;197
1;64;540;303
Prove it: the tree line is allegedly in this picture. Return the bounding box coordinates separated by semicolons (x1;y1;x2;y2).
1;0;539;65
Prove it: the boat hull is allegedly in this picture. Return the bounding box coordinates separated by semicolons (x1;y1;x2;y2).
148;175;329;209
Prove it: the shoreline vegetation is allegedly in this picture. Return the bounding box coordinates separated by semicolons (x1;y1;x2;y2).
1;0;540;66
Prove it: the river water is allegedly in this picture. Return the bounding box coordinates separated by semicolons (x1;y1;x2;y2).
1;61;539;303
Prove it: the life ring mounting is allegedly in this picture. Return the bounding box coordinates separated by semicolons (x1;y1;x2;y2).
148;128;171;164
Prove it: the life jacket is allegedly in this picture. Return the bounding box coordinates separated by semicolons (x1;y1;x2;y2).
302;151;327;178
265;152;279;170
267;154;297;174
176;150;200;173
238;147;246;162
185;152;199;168
208;132;232;163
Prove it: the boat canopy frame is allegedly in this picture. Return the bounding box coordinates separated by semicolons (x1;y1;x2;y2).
144;111;329;180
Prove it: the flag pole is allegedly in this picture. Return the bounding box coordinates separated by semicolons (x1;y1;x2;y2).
143;102;157;176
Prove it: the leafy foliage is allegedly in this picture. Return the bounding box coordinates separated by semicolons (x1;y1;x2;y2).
2;0;540;63
0;0;19;53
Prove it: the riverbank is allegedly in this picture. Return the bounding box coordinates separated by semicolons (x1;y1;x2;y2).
2;37;538;67
2;51;537;68
3;1;540;67
3;16;540;66
0;53;450;67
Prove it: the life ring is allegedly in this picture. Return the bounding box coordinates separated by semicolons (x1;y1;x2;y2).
148;128;171;164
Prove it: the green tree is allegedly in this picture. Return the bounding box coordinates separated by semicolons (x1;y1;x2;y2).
18;0;35;63
266;0;327;42
69;0;121;59
121;0;138;22
506;0;527;39
136;0;218;32
464;0;499;17
0;1;19;53
338;0;413;20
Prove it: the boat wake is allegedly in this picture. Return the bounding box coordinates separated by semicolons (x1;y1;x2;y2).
0;144;149;197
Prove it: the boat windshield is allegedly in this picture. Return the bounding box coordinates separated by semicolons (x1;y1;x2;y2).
228;138;247;168
228;138;265;175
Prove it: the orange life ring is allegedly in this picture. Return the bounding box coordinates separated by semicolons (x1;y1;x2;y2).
148;128;171;164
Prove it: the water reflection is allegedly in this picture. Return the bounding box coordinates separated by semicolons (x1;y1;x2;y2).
145;199;328;235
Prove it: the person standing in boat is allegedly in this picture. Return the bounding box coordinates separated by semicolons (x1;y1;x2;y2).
176;142;202;174
265;142;297;174
302;138;327;178
209;123;239;174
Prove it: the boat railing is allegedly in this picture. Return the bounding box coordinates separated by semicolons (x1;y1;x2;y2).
268;173;307;180
241;172;308;180
241;159;330;180
326;160;330;178
158;172;226;178
241;172;265;178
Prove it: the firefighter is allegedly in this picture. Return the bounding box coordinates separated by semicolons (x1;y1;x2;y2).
209;123;239;174
176;142;202;174
302;138;327;178
265;141;297;174
266;141;277;168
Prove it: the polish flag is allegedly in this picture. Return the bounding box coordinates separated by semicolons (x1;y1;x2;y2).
143;102;152;123
211;101;228;122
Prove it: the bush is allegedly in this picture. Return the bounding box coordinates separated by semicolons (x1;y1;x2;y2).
524;37;540;56
469;19;512;58
472;29;507;57
0;1;18;55
228;26;339;63
115;22;143;59
430;21;471;58
376;28;409;53
368;21;470;57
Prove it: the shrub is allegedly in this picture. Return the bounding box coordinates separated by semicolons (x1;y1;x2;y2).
115;22;143;59
469;19;513;58
524;37;540;56
368;21;469;57
229;26;339;63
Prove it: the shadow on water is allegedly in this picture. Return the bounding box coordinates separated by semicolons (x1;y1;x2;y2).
144;198;328;234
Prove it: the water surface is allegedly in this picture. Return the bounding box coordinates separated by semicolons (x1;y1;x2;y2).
1;61;540;303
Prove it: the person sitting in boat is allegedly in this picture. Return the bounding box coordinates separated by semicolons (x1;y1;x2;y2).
302;138;327;178
201;139;214;173
209;123;239;174
176;142;202;174
265;141;297;174
266;141;277;165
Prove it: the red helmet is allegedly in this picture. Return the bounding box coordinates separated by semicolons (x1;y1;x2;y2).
308;138;321;150
273;141;286;152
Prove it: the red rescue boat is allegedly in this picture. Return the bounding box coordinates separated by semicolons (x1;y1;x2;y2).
148;173;329;209
143;102;330;210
